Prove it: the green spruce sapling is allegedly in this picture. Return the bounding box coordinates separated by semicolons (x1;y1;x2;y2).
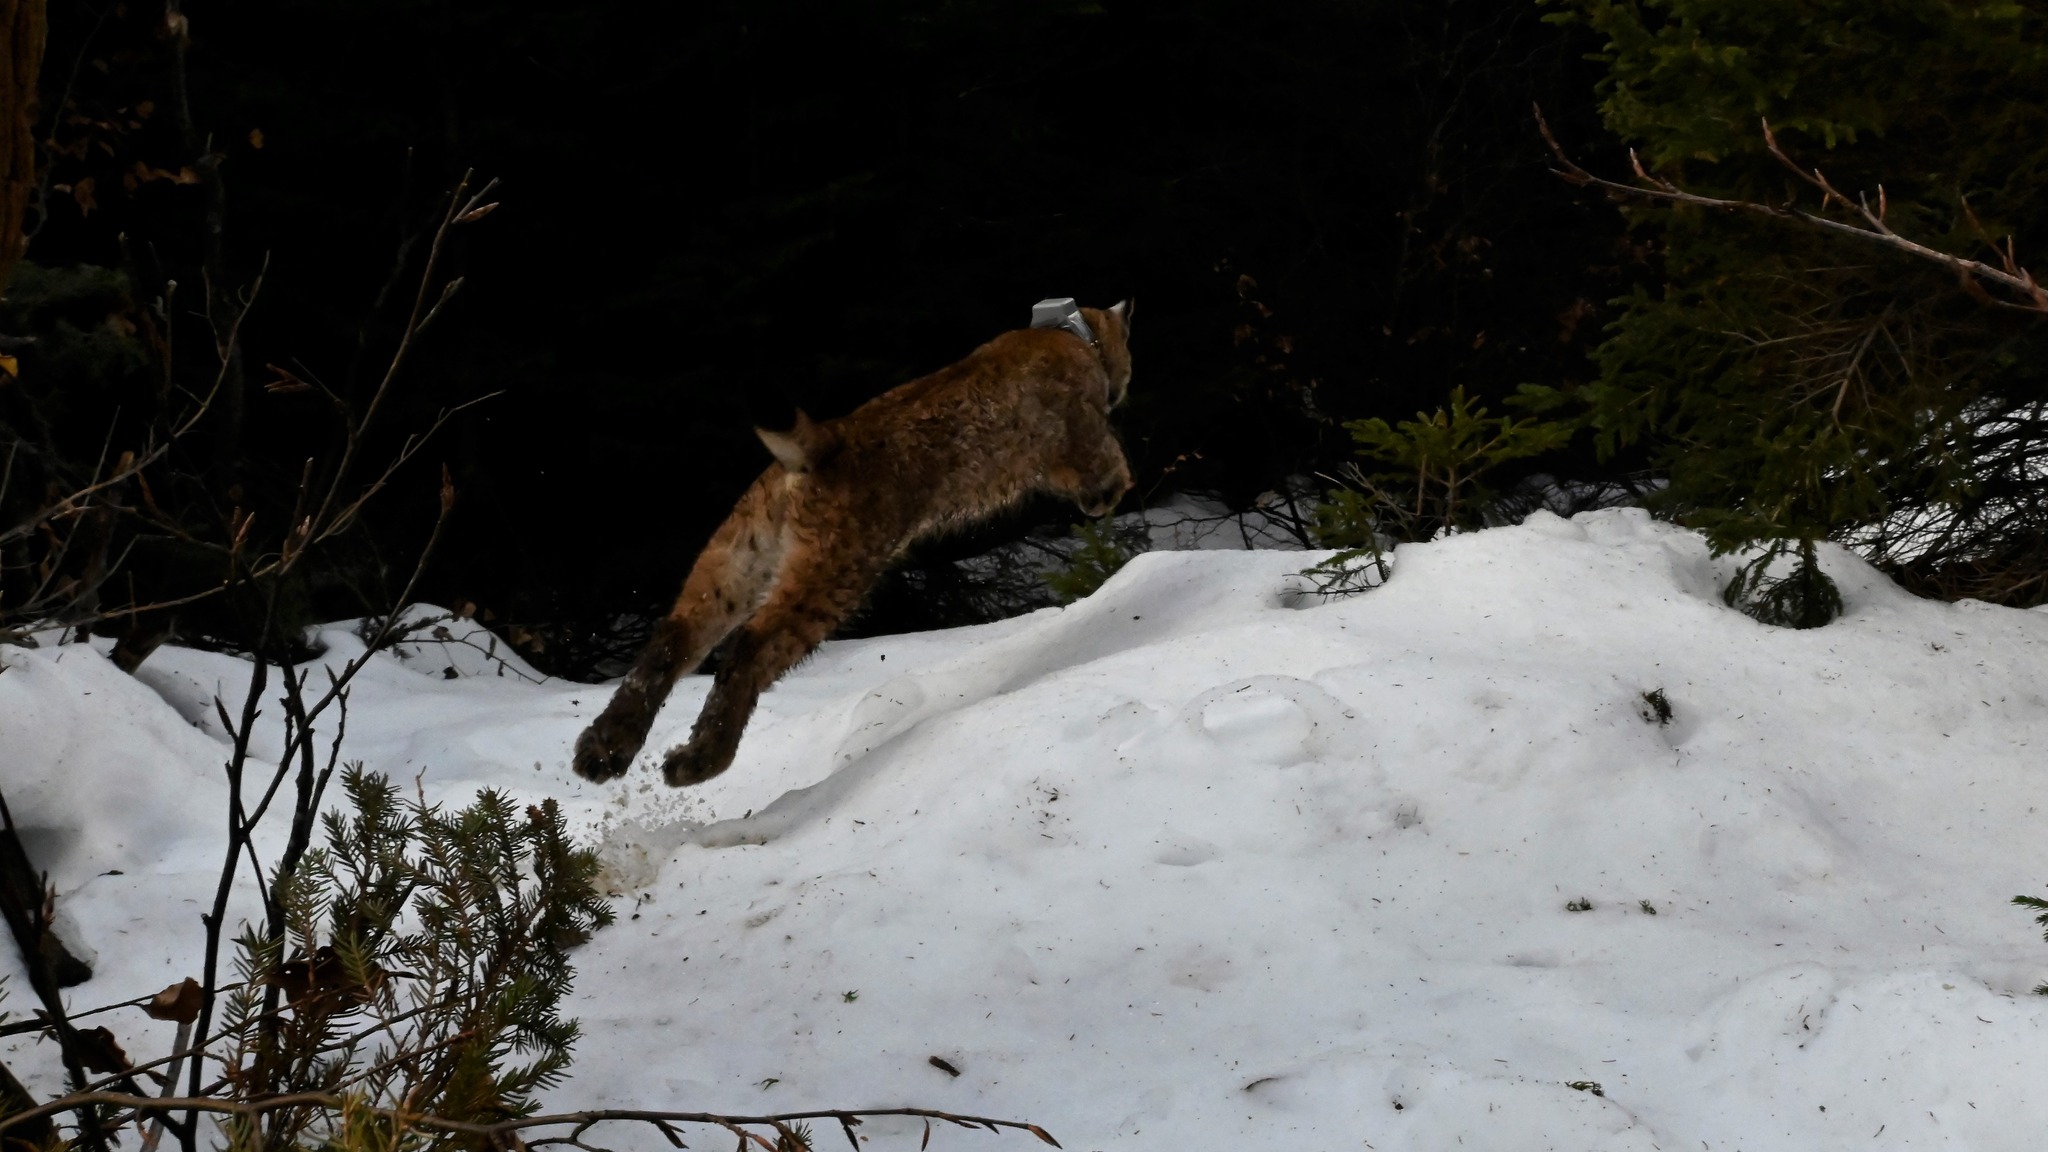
1044;516;1145;605
1307;385;1569;595
215;767;613;1151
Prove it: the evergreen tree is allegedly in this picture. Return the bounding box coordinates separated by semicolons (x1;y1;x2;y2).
1543;0;2048;615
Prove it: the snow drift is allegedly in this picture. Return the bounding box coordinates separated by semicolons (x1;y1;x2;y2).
6;508;2048;1151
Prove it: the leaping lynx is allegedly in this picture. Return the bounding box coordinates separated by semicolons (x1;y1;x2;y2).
573;299;1134;787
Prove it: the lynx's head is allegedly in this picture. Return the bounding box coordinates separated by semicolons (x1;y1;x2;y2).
1080;299;1133;407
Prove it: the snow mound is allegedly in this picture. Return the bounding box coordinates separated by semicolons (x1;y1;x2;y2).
0;643;228;888
9;511;2048;1151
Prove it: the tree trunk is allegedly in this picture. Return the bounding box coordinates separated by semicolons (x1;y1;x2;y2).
0;0;46;299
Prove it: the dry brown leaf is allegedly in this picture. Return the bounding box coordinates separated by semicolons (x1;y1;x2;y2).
75;1025;130;1074
272;945;385;1011
263;363;314;394
144;977;202;1023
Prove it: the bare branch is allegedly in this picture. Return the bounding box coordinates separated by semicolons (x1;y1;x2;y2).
311;391;499;548
309;173;498;539
1533;104;2048;314
0;1094;1058;1150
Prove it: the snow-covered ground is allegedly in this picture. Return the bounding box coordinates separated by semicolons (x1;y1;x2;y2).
7;507;2048;1150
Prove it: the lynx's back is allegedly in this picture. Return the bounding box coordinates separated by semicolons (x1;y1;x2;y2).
816;309;1130;540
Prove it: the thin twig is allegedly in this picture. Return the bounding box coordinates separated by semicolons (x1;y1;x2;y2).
0;260;263;552
1533;104;2048;313
309;174;497;539
0;1094;1060;1149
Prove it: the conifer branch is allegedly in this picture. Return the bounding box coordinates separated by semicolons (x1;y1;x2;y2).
1534;104;2048;314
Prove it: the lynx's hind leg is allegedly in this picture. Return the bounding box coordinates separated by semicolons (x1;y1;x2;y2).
660;544;880;787
572;481;790;781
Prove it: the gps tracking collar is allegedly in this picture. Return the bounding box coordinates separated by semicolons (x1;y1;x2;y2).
1030;297;1099;349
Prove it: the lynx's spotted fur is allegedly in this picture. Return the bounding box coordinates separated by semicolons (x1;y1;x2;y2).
573;301;1134;786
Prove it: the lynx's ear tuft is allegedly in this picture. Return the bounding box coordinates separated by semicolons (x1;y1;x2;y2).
757;409;831;473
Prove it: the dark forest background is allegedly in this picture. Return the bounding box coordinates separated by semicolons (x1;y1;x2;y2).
5;0;1638;670
10;0;2043;676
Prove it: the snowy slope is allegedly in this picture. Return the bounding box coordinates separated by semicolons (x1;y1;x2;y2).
7;508;2048;1151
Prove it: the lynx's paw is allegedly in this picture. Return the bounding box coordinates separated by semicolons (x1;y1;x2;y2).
572;725;635;782
1077;483;1128;518
1075;466;1133;518
660;738;738;788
